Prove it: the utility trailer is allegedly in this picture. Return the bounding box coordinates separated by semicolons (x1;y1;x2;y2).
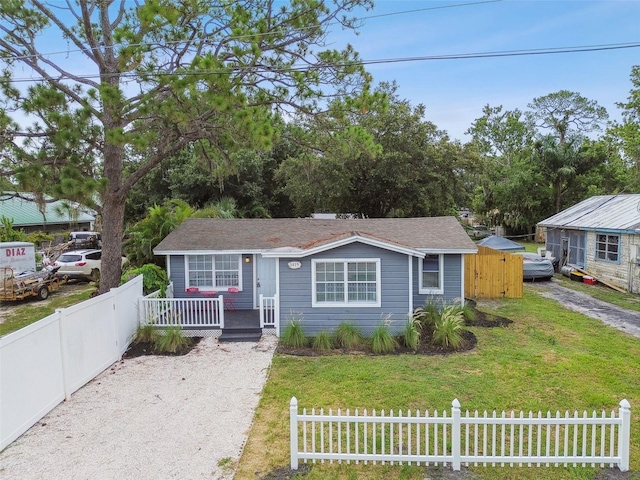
0;267;67;301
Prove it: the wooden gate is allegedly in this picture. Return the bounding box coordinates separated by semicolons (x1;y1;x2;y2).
465;246;523;299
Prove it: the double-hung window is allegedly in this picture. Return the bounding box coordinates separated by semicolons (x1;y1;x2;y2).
313;259;380;307
595;234;620;263
419;254;443;294
186;254;241;290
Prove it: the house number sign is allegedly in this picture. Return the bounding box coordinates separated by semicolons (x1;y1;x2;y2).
288;261;302;269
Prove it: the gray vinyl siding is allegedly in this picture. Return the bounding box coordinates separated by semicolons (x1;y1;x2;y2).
412;254;464;309
168;254;254;309
278;243;411;336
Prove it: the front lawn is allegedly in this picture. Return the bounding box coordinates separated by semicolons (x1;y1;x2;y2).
236;285;640;480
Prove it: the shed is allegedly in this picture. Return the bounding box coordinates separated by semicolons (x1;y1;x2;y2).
538;194;640;293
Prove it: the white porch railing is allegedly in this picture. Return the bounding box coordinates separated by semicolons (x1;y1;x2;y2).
259;294;279;335
139;295;224;329
290;398;631;472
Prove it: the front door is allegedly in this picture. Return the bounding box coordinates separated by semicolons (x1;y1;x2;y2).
255;256;276;307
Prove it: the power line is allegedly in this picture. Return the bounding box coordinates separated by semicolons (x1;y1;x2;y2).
5;41;640;84
3;0;502;63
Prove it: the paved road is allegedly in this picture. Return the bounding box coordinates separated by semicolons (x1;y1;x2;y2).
528;279;640;339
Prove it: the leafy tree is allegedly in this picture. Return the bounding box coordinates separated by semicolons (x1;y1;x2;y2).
608;65;640;174
531;136;606;213
0;0;374;292
527;90;609;146
278;82;474;217
466;104;535;166
124;199;194;268
0;216;27;242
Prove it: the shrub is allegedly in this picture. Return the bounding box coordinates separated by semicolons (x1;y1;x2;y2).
334;322;363;349
432;306;466;348
312;331;333;351
134;322;160;344
370;323;398;354
403;318;420;350
281;319;307;348
122;264;169;296
155;326;192;353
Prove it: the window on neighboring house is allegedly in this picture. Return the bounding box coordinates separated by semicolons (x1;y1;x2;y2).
420;254;443;294
313;259;380;307
186;254;240;290
595;234;620;262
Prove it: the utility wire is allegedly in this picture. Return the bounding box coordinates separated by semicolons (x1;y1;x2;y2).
3;0;502;63
5;41;640;83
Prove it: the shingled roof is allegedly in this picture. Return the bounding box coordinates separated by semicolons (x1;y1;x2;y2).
154;217;477;255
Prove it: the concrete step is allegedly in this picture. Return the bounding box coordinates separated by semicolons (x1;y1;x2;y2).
218;328;262;343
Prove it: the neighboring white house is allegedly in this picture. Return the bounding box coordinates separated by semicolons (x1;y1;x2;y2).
538;194;640;293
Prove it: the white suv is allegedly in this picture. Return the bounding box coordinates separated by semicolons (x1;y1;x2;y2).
54;249;126;282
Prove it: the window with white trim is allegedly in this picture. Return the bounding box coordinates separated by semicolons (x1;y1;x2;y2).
186;254;240;290
313;259;380;307
419;254;443;294
595;234;619;262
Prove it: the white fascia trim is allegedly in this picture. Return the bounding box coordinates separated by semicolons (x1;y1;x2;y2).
262;235;424;259
155;249;259;256
417;248;478;254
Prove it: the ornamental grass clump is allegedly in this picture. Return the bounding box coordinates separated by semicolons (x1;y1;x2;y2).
370;322;398;354
334;322;363;349
281;319;307;348
134;321;160;345
155;326;192;353
432;306;466;348
312;331;333;352
412;298;441;330
403;317;421;351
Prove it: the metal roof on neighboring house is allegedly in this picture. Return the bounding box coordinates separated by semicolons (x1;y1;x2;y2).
154;216;478;256
0;192;96;228
537;194;640;232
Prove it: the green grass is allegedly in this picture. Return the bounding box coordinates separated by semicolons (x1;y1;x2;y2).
0;285;94;336
237;285;640;480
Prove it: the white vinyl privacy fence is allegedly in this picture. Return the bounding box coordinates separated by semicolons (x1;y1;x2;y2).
0;276;142;450
290;397;631;472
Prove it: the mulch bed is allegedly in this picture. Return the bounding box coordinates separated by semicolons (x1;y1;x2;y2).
122;337;203;358
277;301;513;357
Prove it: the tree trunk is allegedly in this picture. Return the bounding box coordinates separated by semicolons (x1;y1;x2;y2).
99;119;127;293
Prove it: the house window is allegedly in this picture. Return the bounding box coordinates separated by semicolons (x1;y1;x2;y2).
595;234;619;262
419;254;443;294
186;254;241;290
312;259;380;307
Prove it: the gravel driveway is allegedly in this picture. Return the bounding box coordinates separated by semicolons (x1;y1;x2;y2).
0;336;277;480
528;279;640;339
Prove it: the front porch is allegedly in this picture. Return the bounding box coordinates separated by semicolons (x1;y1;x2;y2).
139;292;279;341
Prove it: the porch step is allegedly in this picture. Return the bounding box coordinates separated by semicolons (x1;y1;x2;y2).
218;328;262;343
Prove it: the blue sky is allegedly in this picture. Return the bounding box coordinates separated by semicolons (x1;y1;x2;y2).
334;0;640;142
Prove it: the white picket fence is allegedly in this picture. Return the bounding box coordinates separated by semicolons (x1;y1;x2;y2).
289;397;631;472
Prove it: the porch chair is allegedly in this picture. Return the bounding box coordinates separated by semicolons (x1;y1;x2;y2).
224;287;239;310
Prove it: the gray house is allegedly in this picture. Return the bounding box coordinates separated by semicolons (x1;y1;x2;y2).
153;217;477;336
538;194;640;293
